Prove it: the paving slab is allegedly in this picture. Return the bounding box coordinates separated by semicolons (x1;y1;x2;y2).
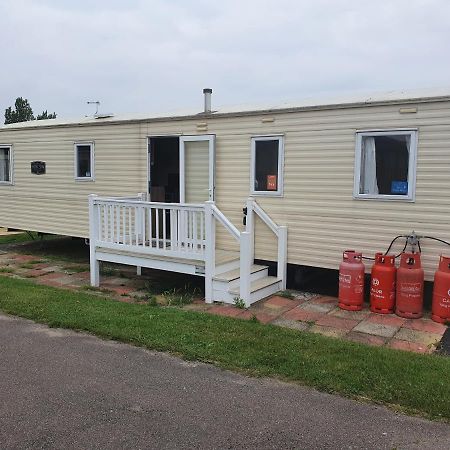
309;325;348;338
346;331;387;347
282;307;324;323
252;311;276;324
353;321;399;338
365;313;407;328
311;295;336;304
403;318;447;335
271;318;311;331
393;328;443;347
299;301;336;313
315;315;359;331
208;305;244;318
264;295;300;310
329;308;371;320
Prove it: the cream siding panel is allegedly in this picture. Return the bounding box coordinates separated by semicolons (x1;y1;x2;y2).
0;122;147;237
1;100;450;281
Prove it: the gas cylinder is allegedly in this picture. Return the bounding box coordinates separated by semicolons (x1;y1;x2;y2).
370;253;396;314
338;250;365;311
395;253;424;319
431;255;450;324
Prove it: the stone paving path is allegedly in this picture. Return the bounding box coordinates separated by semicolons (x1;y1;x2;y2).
0;250;447;354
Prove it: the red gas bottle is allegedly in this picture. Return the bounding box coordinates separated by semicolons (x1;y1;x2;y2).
370;253;396;314
338;250;365;311
431;255;450;324
395;253;424;319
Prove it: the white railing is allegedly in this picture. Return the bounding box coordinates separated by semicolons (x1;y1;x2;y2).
89;194;207;261
203;201;252;303
245;197;288;290
89;194;287;306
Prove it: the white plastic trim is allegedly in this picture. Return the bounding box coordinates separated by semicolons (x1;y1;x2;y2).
74;141;95;181
250;135;284;197
0;144;13;185
353;129;418;202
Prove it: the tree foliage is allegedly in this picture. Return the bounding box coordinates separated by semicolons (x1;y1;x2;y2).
36;110;57;120
4;98;57;124
4;97;34;124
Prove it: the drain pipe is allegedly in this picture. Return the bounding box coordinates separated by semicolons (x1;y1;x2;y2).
203;88;212;113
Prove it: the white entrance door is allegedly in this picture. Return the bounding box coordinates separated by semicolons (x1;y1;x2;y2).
179;135;215;203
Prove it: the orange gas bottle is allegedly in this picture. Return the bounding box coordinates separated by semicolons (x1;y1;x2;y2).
431;255;450;324
395;253;424;319
370;253;396;314
338;250;365;311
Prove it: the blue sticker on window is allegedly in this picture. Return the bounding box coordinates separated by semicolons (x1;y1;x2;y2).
391;181;408;195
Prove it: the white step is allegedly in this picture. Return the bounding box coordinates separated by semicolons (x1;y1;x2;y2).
230;276;281;296
212;276;282;305
212;265;269;299
213;264;268;282
214;258;240;275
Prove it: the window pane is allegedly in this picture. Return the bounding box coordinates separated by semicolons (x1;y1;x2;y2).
254;140;279;191
360;134;410;195
0;148;10;182
77;145;91;178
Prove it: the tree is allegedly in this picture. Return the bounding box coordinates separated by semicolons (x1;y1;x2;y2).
36;110;57;120
4;97;35;124
4;98;57;124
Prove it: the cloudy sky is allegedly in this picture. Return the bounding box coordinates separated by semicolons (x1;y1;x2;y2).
1;0;450;118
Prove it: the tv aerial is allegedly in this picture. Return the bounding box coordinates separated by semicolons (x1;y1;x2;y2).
87;101;100;115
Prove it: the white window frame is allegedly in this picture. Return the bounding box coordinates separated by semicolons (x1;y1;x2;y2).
74;141;95;181
250;135;284;197
0;144;13;185
353;129;418;202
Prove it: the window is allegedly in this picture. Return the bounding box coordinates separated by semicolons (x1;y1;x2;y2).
354;130;417;201
0;145;12;184
251;136;284;196
74;142;94;180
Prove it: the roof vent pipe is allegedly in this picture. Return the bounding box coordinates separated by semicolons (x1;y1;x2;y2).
203;88;212;113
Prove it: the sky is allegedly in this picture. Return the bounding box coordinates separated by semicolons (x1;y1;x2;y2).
1;0;450;119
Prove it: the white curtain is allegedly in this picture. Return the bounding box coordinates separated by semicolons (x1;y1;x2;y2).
360;137;378;195
404;134;411;155
0;149;9;182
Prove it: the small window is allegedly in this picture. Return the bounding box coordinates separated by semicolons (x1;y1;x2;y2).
251;136;284;196
74;142;94;181
354;130;417;201
0;145;12;184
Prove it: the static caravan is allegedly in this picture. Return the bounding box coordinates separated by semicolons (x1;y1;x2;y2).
1;88;450;306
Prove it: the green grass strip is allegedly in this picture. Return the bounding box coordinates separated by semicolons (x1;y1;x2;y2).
0;275;449;420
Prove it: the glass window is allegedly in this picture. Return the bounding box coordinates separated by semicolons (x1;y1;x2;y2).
355;130;417;200
251;136;283;196
0;146;11;183
75;143;94;180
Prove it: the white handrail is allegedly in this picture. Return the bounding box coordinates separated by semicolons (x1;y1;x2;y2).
246;197;288;290
252;200;279;236
211;205;240;241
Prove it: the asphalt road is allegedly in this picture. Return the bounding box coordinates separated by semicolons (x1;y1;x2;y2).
0;313;449;450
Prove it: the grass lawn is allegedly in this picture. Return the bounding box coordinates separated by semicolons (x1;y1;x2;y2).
0;275;449;421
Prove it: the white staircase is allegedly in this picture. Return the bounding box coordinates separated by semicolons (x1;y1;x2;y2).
212;259;282;304
89;194;287;308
